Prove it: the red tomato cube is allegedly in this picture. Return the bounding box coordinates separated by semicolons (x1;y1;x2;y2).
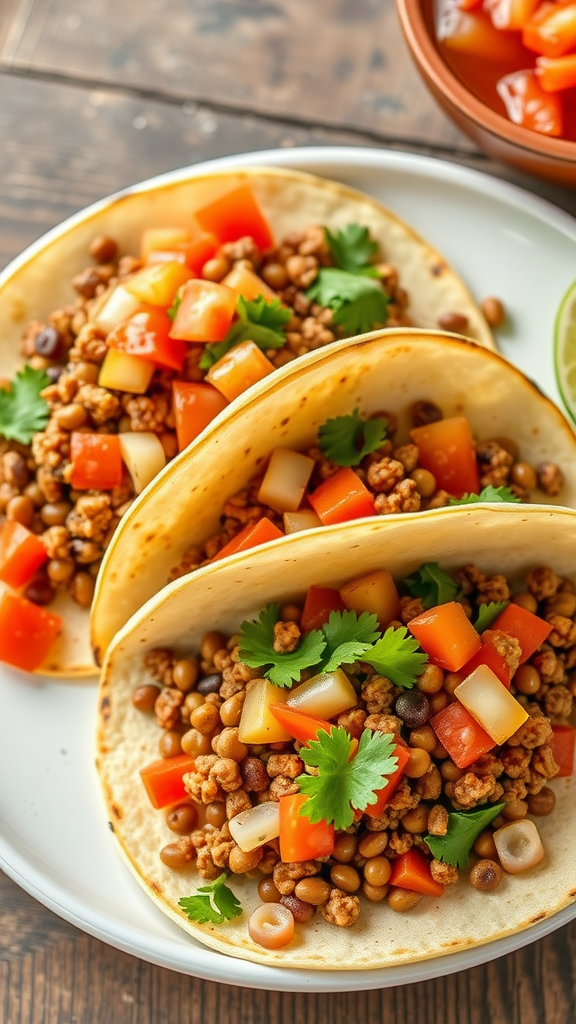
0;592;62;672
431;700;495;768
0;521;48;588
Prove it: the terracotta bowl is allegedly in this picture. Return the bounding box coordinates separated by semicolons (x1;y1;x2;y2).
395;0;576;187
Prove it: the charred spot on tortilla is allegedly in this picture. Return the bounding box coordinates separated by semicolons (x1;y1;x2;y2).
431;262;447;277
111;803;123;820
99;694;111;720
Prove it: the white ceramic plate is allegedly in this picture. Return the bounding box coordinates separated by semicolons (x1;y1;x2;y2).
1;148;576;993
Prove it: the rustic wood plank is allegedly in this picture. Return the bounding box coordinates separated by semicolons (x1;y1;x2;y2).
0;0;473;148
1;871;575;1024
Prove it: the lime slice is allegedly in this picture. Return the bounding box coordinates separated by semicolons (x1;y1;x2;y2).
554;278;576;425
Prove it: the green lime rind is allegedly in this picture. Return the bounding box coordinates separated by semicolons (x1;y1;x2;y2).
554;278;576;428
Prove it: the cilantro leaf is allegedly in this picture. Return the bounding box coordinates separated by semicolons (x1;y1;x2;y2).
318;408;387;467
404;562;460;609
0;366;50;445
306;268;389;336
167;294;182;321
297;726;398;830
178;873;242;924
320;609;381;672
199;295;290;369
237;603;326;688
325;224;378;273
474;600;509;633
424;804;505;868
362;626;428;689
449;485;521;506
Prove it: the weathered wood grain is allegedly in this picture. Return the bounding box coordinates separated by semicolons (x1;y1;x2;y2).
0;0;469;148
1;871;575;1024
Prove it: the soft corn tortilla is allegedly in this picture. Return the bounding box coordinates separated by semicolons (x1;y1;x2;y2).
0;166;493;677
92;328;576;663
97;505;576;970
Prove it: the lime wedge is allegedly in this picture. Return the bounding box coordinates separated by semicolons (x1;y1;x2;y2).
554;278;576;425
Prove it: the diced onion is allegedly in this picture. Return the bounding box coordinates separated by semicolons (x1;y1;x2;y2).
283;510;322;534
228;801;280;852
286;669;357;719
238;679;292;743
248;903;294;949
493;820;544;874
257;448;315;513
93;285;142;334
455;665;528;744
119;432;166;494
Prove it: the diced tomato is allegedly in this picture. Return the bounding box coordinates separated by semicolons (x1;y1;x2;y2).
408;601;481;672
436;0;525;59
485;0;540;32
430;700;495;768
169;280;237;342
107;307;187;371
300;585;346;633
172;381;229;451
221;264;279;303
205;340;275;401
0;592;62;672
69;433;123;490
279;793;335;862
366;742;412;817
211;517;284;562
0;521;47;588
523;1;576;57
550;724;575;777
496;68;563;136
308;467;375;526
194;184;274;251
458;0;483;9
536;53;576;91
410;416;479;498
490;602;552;663
268;704;333;745
389;847;444;898
124;261;192;308
459;637;512;688
140;753;196;809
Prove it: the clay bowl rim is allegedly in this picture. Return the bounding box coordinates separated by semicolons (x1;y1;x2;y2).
395;0;576;166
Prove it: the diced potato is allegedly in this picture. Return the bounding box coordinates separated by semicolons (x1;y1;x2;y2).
123;261;192;307
140;227;191;262
228;802;280;852
286;669;357;719
283;510;322;534
257;448;315;513
222;264;278;303
98;348;155;394
93;286;143;335
119;432;166;494
455;665;528;745
206;340;274;402
238;678;292;743
340;570;400;628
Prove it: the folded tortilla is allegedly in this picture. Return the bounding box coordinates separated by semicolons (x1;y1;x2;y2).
92;328;576;663
97;504;576;970
0;165;493;676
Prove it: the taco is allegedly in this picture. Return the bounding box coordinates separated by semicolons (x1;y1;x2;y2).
97;505;576;970
91;328;576;663
0;165;495;677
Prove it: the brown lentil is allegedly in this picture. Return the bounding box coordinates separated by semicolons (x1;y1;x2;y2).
440;759;464;782
513;664;541;695
40;501;72;527
410;467;437;497
89;235;118;263
6;495;34;527
220;692;245;727
201;256;231;282
189;703;221;735
132;684;160;713
358;832;388;858
527;787;556;816
200;632;227;663
159;838;195;870
388;888;422;912
258;877;282;903
55;403;88;430
470;859;503;892
416;664;444;695
212;727;248;763
280;893;316;923
401;805;430;833
294;877;331;906
229;846;263;874
362;881;389;902
173;658;199;692
404;747;431;778
69;571;95;608
47;558;74;585
166;803;198;835
332;834;358;864
159;730;184;759
473;830;498;859
409;725;437;752
511;591;538;614
181;728;214;758
511;462;537;491
363;856;392;887
546;592;576;618
330;865;361;893
204;802;227;828
438;311;469;332
481;296;505;328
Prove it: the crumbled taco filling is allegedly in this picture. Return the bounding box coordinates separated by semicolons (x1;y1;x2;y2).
133;561;575;949
169;403;564;581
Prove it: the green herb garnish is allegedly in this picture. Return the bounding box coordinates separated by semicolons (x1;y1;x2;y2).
237;603;326;688
424;804;505;868
0;366;50;445
361;625;428;689
320;609;381;672
297;727;398;830
404;562;460;609
178;873;242;924
474;600;509;633
325;224;379;274
167;294;182;321
449;485;521;505
318;408;387;467
199;295;290;369
307;267;389;335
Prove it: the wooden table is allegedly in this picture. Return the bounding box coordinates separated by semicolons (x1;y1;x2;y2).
1;2;575;1021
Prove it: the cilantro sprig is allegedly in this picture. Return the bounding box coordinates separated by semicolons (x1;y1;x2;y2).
0;365;50;445
325;224;379;274
297;726;398;830
424;804;505;868
474;600;509;633
404;562;460;609
449;485;521;505
319;609;381;671
199;295;290;369
361;625;428;689
167;294;182;321
318;408;387;467
178;873;242;924
237;604;326;688
306;223;389;336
